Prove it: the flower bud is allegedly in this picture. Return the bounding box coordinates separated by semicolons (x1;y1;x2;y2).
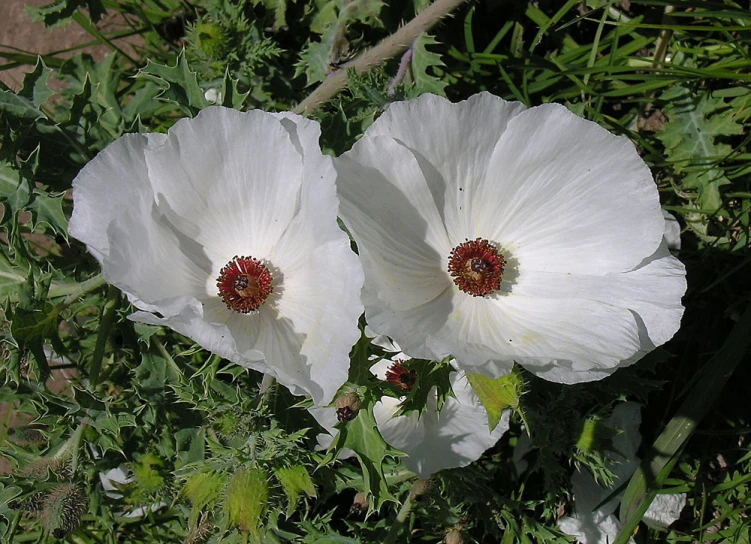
40;483;87;538
409;478;432;501
335;392;362;423
444;529;463;544
351;491;369;514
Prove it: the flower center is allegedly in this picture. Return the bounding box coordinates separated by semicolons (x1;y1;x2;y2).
448;238;505;297
385;362;417;392
217;255;274;313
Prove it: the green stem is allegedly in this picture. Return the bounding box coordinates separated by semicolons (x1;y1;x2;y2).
384;482;421;543
72;11;138;66
257;374;276;409
48;273;107;304
88;285;120;387
293;0;469;115
154;337;186;384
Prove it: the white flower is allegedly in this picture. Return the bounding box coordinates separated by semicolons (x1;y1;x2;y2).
335;92;686;384
558;403;686;543
311;352;509;478
70;107;364;404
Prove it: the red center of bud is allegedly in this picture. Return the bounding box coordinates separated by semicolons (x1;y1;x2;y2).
448;238;505;297
217;255;273;313
385;362;417;392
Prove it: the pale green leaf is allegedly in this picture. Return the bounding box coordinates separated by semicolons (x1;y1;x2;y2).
466;370;525;431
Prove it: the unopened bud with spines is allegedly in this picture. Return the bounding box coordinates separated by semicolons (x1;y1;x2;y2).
40;483;87;539
335;392;362;423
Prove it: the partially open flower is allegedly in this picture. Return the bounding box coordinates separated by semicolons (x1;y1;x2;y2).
70;107;364;404
311;354;510;479
335;92;686;384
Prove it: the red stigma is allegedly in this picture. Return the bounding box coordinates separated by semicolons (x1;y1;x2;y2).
385;362;417;392
217;255;273;313
448;238;505;297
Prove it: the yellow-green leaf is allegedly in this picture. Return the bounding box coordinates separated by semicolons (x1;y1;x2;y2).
466;369;525;431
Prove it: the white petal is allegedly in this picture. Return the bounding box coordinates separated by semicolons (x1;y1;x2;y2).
336;135;451;311
362;92;527;242
511;242;686;352
643;493;686;530
425;291;643;383
143;107;304;270
70;132;211;308
559;510;635;544
374;373;510;478
477;103;664;275
364;286;455;361
69;133;164;261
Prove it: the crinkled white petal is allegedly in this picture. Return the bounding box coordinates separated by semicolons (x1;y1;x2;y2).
99;466;131;498
143;107;304;271
357;92;527;242
374;372;510;478
558;509;635;544
337;135;451;312
337;93;685;383
479;103;664;275
72;108;362;404
643;493;686;530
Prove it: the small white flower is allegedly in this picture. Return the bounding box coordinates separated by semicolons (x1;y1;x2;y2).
70;107;364;404
558;403;686;543
311;351;509;478
335;93;686;384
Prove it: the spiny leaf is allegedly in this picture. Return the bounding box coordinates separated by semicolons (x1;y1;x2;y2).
183;471;226;525
297;0;385;86
323;400;396;512
137;52;210;115
18;59;55;111
411;34;448;95
224;466;269;541
466;368;526;431
273;465;316;517
657;88;743;172
25;0;105;27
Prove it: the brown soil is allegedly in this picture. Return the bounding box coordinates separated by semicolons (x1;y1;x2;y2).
0;0;143;90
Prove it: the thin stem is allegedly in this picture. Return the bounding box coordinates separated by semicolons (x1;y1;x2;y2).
293;0;469;115
384;489;415;543
88;285;120;388
154;337;187;385
48;273;107;304
257;374;276;409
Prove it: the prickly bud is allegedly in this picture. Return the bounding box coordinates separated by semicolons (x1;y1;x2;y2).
40;483;87;539
224;466;269;541
335;392;362;423
194;22;229;59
